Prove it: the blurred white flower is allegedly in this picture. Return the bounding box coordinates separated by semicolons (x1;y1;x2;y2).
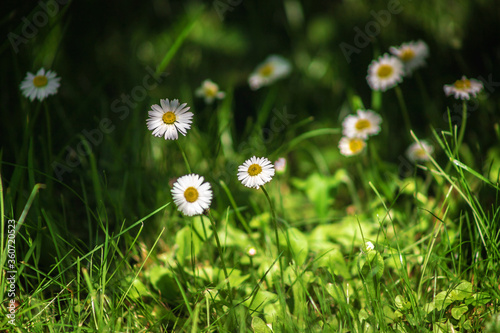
366;54;404;91
248;55;291;90
247;247;257;256
238;156;275;189
362;241;375;253
171;174;212;216
146;99;193;140
274;157;287;174
20;68;61;101
406;140;434;162
443;76;483;100
338;137;366;156
195;79;225;104
390;40;429;75
342;109;382;139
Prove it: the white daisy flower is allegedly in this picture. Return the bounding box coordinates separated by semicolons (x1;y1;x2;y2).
247;247;257;257
443;76;484;100
171;174;213;216
342;109;382;139
390;40;429;75
19;68;61;102
406;141;434;162
237;156;275;189
361;241;375;253
248;55;291;90
338;136;366;156
366;54;404;92
274;157;287;174
195;79;225;104
146;99;194;140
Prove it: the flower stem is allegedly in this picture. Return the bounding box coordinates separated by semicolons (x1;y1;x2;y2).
44;102;53;179
206;212;236;317
261;185;284;285
415;71;434;123
395;86;412;139
456;100;467;155
219;180;253;236
207;213;229;283
176;140;192;173
371;90;382;112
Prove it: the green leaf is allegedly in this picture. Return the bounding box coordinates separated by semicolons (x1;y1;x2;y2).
263;303;280;325
175;218;212;265
463;319;473;330
485;146;500;183
465;292;491;306
320;247;350;278
284;265;314;286
126;278;149;299
325;282;353;304
359;251;384;279
243;290;278;312
215;268;250;288
217;224;251;248
395;295;410;310
251;317;272;333
249;212;271;228
148;266;181;302
434;291;454;311
291;172;343;220
424;301;435;314
433;320;455;333
359;309;370;321
383;305;395;324
394;310;404;319
280;227;308;266
451;281;472;301
451;304;468;320
325;283;339;300
308;216;377;248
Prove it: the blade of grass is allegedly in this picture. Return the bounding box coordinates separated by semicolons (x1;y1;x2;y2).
155;7;204;75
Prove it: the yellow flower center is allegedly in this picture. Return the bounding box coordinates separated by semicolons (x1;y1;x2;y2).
400;48;415;62
184;187;199;203
33;75;48;88
248;164;262;176
355;119;371;131
349;139;365;153
453;79;471;90
377;64;394;79
259;64;274;77
204;84;218;97
162;111;176;125
415;148;427;159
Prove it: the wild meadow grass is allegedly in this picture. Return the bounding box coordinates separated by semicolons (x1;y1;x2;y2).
1;1;500;332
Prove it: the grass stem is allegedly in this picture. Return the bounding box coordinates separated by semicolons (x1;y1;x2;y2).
261;185;284;286
395;85;412;139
